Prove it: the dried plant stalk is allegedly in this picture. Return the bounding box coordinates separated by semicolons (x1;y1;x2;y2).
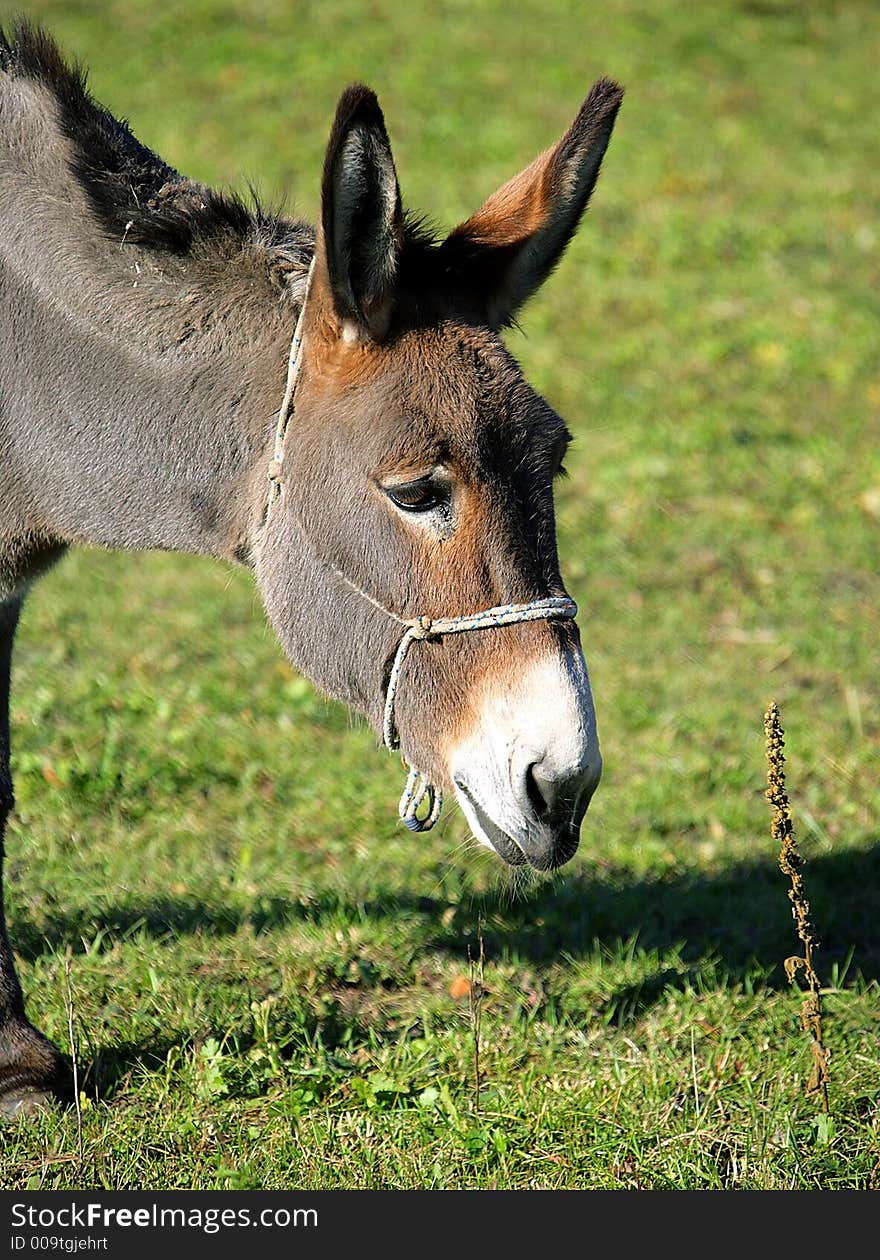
64;954;84;1163
467;925;485;1113
764;701;830;1113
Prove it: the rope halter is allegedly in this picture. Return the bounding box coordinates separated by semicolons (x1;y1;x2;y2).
381;596;578;831
265;256;579;832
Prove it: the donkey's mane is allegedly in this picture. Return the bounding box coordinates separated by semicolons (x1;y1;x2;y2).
2;22;490;323
0;20;313;268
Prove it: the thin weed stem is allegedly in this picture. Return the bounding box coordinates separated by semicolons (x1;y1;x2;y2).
63;954;84;1163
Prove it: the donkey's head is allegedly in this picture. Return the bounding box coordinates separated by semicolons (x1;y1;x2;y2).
254;80;622;870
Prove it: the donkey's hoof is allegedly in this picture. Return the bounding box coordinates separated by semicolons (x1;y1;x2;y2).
0;1020;72;1119
0;1085;57;1119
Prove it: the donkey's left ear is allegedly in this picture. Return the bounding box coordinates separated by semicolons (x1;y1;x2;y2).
317;84;404;342
443;79;623;328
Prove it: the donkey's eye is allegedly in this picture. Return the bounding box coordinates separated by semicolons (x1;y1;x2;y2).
384;479;447;514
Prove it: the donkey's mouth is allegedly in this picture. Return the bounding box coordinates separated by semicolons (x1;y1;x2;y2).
453;778;528;866
453;773;585;871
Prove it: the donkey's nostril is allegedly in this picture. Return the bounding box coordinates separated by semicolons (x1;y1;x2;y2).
526;760;557;820
519;755;599;830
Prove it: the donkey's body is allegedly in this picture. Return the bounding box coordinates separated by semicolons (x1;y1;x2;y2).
1;33;315;588
0;25;621;1114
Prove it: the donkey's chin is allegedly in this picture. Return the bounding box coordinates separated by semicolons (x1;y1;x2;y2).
454;780;529;866
453;777;581;872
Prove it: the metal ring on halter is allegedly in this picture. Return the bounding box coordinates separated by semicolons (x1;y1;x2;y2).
398;766;443;832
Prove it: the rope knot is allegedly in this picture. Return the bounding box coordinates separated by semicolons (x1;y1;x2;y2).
413;615;434;638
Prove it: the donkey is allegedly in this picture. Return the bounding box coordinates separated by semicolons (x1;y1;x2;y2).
0;23;622;1114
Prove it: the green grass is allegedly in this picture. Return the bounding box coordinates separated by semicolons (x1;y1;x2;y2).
1;0;878;1189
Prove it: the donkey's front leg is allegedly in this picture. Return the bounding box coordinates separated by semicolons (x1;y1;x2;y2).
0;597;70;1117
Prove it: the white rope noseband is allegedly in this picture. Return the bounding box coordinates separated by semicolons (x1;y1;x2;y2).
265;259;578;832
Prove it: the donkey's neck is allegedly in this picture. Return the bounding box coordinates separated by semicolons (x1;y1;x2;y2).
0;68;311;566
1;200;308;566
2;256;300;564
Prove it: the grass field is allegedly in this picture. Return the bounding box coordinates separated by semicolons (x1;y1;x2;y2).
1;0;878;1189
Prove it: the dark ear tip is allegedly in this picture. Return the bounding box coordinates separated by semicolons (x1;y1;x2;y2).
559;77;622;155
323;83;392;211
581;76;625;118
332;82;386;133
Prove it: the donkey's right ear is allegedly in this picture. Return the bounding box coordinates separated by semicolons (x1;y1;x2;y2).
442;79;623;329
315;85;404;343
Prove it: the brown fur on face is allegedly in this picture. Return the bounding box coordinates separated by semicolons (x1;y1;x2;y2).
263;306;575;786
268;76;621;783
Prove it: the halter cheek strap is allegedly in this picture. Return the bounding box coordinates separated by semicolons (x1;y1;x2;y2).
266;260;579;832
266;257;316;519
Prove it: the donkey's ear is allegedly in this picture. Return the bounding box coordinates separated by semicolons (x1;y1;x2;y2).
444;79;623;328
317;84;404;342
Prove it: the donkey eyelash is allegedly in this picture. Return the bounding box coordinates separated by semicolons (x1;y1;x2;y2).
382;477;450;515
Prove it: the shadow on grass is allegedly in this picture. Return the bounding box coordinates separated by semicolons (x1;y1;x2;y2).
448;843;880;982
80;1034;181;1102
77;1001;362;1102
13;844;880;986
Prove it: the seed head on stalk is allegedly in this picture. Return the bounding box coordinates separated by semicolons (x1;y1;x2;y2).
764;701;830;1113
